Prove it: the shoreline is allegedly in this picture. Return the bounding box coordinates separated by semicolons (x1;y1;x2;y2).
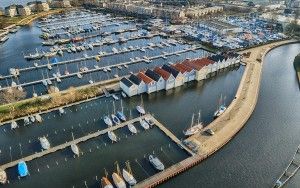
134;39;298;187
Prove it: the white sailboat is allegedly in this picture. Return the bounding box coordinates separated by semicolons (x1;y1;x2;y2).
136;96;145;115
214;95;227;118
183;112;203;136
122;161;137;186
30;115;35;122
112;162;126;188
127;110;137;134
35;114;43;123
104;116;113;127
108;131;117;143
70;133;79;156
139;118;149;130
23;117;30;125
32;86;38;97
101;168;113;188
58;107;65;115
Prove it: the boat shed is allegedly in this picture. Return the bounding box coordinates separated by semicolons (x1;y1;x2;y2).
120;78;138;97
172;63;196;82
161;64;184;87
129;74;146;94
154;67;175;90
145;69;165;91
137;72;156;94
182;58;210;80
208;54;226;70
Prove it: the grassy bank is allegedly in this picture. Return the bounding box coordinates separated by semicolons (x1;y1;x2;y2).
0;78;120;123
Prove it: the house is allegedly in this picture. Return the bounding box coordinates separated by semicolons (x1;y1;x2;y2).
145;69;165;91
172;63;196;82
182;58;214;81
154;67;175;90
36;1;50;12
51;0;72;8
120;77;138;97
0;8;4;16
16;5;31;16
137;72;156;94
161;64;184;87
5;5;17;17
129;74;146;94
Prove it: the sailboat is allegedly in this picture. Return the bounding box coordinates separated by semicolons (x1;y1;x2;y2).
139;118;149;130
76;64;82;79
116;100;126;121
104;116;113;127
58;107;65;115
108;131;117;143
30;115;35;122
35;114;43;123
136;96;145;115
112;162;126;188
46;71;52;85
23;117;30;125
214;95;227;118
46;57;52;70
112;101;121;125
32;86;38;97
127;110;137;134
122;161;137;186
41;71;48;86
183;112;203;136
11;121;18;129
89;73;94;84
101;169;114;188
70;132;79;156
64;64;70;75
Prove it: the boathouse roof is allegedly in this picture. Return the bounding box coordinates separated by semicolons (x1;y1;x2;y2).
120;77;134;87
154;67;171;80
137;72;154;84
162;64;180;77
145;69;161;82
129;74;142;85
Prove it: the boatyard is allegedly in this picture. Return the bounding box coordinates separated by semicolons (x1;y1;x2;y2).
1;1;300;187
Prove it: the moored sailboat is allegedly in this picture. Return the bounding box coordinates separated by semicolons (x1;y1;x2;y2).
183;112;203;136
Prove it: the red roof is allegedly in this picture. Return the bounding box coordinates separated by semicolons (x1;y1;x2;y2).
182;58;215;71
154;67;171;80
137;72;154;84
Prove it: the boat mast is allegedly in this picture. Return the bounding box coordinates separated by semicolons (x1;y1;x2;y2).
190;114;194;128
197;111;201;124
115;161;121;176
125;160;133;175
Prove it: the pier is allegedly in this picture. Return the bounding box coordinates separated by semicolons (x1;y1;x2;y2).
0;45;205;91
0;115;147;170
273;146;300;188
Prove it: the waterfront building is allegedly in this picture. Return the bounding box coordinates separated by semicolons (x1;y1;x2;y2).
145;69;165;91
36;1;50;12
16;5;31;16
51;0;72;8
129;74;147;94
208;54;226;70
161;64;184;87
5;5;17;17
137;72;156;94
171;63;197;83
154;67;175;90
0;8;4;16
182;58;211;80
120;78;138;97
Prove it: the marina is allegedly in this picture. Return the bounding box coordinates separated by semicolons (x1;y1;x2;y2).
1;3;299;188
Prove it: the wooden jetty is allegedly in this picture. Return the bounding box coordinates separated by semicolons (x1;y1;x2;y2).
273;145;300;188
0;115;147;170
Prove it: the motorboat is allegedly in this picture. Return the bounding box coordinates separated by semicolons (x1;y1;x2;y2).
23;117;30;125
144;117;154;126
112;94;119;100
71;144;79;156
11;121;18;129
35;114;43;123
111;114;121;125
136;105;145;115
127;123;137;134
149;155;164;171
59;107;65;115
116;111;126;121
39;136;50;150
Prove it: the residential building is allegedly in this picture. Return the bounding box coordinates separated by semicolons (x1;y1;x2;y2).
120;78;138;97
129;74;147;94
161;64;184;87
51;0;72;8
5;5;17;17
137;72;156;94
0;8;4;16
16;5;31;16
145;69;165;91
154;67;175;90
36;1;50;12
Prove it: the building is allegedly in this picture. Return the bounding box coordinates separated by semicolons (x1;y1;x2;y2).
0;8;4;16
161;64;184;87
5;5;17;17
199;20;242;35
16;5;31;16
172;63;196;82
51;0;72;8
154;67;175;90
137;72;156;94
129;74;146;94
145;69;165;91
182;58;214;80
120;77;138;97
36;1;50;12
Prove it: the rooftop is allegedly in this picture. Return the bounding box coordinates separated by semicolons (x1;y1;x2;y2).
137;72;154;84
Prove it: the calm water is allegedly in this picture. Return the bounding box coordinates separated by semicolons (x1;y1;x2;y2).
161;44;300;188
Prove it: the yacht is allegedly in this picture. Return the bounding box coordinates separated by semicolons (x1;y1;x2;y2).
71;144;79;156
18;161;29;177
127;123;137;134
112;94;119;100
144;117;154;126
139;118;149;130
39;136;50;150
11;121;18;129
104;116;113;127
122;168;137;186
0;169;7;184
111;114;121;125
116;111;126;121
136;105;145;115
108;131;117;142
101;177;114;188
183;113;203;136
35;114;43;123
214;105;227;118
149;155;164;171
